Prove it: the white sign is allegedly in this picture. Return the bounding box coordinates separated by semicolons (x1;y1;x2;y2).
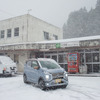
61;41;79;48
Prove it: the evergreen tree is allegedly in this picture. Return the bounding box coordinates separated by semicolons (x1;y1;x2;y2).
63;0;100;39
63;8;88;39
96;0;100;7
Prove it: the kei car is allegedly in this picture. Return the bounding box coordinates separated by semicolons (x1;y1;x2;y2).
23;58;68;90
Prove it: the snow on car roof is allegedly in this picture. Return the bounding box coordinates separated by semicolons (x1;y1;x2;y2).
0;55;9;59
26;58;52;60
38;58;58;64
0;56;14;64
27;58;55;61
38;58;54;61
26;58;57;64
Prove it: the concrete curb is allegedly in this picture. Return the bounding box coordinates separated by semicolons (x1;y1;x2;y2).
68;73;100;77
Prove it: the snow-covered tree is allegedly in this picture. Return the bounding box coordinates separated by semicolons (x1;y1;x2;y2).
63;8;88;39
63;0;100;39
96;0;100;7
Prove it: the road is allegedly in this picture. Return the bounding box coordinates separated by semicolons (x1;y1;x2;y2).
0;75;100;100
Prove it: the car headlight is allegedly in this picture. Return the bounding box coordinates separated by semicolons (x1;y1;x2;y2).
65;73;68;77
45;75;49;80
64;71;68;79
45;74;52;81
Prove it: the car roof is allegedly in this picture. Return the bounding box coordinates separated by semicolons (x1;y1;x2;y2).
26;58;54;61
0;56;10;59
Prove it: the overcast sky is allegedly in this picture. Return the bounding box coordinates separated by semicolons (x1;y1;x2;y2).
0;0;97;28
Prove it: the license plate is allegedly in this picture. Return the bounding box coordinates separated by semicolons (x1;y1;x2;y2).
55;79;61;83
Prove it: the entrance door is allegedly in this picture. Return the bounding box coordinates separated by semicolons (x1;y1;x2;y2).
14;54;19;71
87;64;92;73
93;64;100;72
93;53;99;72
51;55;57;62
45;54;58;62
86;52;100;73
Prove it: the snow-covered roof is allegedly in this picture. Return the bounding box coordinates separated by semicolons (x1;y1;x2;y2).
0;35;100;47
35;35;100;44
0;42;36;47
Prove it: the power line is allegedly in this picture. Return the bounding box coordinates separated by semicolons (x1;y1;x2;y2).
0;9;15;16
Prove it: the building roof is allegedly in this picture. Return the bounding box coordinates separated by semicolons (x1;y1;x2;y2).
0;35;100;47
35;35;100;44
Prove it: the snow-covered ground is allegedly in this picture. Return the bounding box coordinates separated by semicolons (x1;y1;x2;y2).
0;75;100;100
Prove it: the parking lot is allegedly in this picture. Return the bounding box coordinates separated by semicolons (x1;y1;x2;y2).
0;75;100;100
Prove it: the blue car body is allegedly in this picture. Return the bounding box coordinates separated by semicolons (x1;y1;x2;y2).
23;58;68;90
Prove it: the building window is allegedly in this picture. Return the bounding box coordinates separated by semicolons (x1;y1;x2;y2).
93;53;99;62
44;31;49;40
58;55;64;63
7;29;11;38
53;34;58;40
0;30;5;39
86;53;92;62
14;27;19;36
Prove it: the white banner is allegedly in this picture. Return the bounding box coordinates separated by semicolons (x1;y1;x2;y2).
61;41;79;47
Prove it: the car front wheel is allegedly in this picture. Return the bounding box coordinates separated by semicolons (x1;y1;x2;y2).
62;85;67;89
23;74;28;83
39;79;46;90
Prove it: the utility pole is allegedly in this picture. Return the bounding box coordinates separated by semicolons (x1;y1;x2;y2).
27;9;32;14
27;9;32;42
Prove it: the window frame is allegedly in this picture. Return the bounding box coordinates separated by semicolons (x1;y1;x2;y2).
53;34;58;40
0;30;5;39
7;29;12;38
14;27;19;37
44;31;49;40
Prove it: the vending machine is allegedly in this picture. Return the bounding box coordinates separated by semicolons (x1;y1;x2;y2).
67;53;79;73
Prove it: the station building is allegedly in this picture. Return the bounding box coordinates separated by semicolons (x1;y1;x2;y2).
35;36;100;74
0;35;100;73
0;14;62;72
0;15;100;73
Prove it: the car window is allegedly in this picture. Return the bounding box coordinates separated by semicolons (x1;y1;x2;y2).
31;61;39;68
40;60;60;69
27;61;31;67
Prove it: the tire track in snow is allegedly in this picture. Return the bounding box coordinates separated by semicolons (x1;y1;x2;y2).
67;85;97;100
69;83;100;97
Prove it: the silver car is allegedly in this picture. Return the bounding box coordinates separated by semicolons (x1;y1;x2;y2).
0;56;17;76
23;58;68;90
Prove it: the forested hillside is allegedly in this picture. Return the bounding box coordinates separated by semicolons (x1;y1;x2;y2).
63;0;100;39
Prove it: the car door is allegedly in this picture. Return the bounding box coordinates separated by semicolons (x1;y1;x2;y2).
25;60;32;82
30;60;39;83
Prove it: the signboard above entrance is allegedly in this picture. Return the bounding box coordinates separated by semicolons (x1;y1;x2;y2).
56;41;79;48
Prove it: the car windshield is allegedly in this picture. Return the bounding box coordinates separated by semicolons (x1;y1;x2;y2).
39;60;60;69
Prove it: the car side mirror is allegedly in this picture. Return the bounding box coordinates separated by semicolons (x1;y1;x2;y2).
34;66;39;70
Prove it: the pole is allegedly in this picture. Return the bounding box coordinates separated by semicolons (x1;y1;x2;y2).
27;9;32;42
